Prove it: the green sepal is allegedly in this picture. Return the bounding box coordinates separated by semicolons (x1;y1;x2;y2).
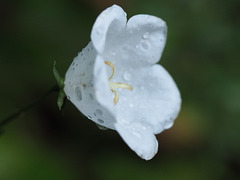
53;61;64;88
57;89;66;110
53;61;66;110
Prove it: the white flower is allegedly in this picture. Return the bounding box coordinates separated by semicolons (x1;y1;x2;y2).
64;4;181;160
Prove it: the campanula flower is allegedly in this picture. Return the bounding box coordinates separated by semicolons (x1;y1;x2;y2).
64;4;181;160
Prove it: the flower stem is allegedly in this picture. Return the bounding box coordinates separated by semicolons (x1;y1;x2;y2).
0;85;59;129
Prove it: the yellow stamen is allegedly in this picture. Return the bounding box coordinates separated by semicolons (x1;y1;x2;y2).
111;89;119;105
105;61;115;80
104;61;133;105
109;82;133;90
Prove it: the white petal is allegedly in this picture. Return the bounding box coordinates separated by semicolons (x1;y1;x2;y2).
126;15;167;64
64;42;116;130
116;64;181;134
101;14;167;70
91;4;127;54
115;122;158;160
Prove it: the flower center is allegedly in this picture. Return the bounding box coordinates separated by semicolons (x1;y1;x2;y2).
105;61;133;105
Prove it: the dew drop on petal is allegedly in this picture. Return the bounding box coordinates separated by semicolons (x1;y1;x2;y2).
142;32;149;39
75;86;82;101
121;53;128;60
121;45;129;52
129;103;134;108
112;50;116;56
140;41;150;50
164;120;174;129
89;93;94;100
96;109;103;115
87;115;92;120
131;127;142;138
97;119;104;124
123;71;132;81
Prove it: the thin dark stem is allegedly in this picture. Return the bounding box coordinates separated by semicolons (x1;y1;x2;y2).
0;85;59;128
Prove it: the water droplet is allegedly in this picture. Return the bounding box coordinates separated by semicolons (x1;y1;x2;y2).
129;103;134;108
67;95;71;100
89;93;94;100
75;87;82;101
96;109;103;115
121;53;128;60
164;120;173;129
140;41;150;50
131;127;142;138
112;50;116;56
97;119;104;124
121;45;129;52
87;115;92;120
123;71;132;81
142;32;149;39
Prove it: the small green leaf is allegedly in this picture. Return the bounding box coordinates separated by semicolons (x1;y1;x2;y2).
53;61;66;110
53;61;64;88
57;90;66;110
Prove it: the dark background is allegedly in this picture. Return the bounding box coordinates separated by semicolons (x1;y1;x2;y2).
0;0;240;179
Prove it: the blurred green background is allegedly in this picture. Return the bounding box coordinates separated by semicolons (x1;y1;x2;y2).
0;0;240;179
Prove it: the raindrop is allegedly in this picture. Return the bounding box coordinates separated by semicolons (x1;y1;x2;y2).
123;71;132;81
67;95;71;100
97;119;104;124
75;87;82;101
121;45;129;52
129;103;134;108
89;93;94;100
164;120;173;129
140;41;150;50
121;53;128;60
96;109;103;115
131;127;142;138
142;32;149;39
87;115;92;120
112;50;116;56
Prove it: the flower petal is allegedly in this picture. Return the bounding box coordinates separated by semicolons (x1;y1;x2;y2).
115;64;181;134
64;42;116;130
91;4;127;54
101;14;167;71
115;122;158;160
126;15;167;64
